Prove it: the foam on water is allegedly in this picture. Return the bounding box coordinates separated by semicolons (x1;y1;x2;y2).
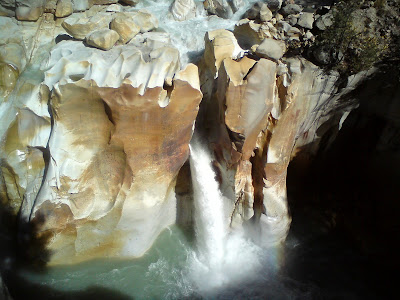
134;0;259;65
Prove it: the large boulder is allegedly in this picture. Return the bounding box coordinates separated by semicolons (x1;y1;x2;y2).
110;13;140;44
281;3;302;16
126;9;158;33
255;38;286;61
55;0;73;18
86;28;119;50
297;12;314;29
62;13;112;40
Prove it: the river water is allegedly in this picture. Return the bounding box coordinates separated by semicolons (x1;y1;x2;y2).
15;137;312;299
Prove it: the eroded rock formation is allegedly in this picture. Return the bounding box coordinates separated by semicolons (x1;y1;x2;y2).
0;0;384;266
0;2;202;264
198;27;371;247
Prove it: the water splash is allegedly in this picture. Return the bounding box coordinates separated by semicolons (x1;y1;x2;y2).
188;136;266;294
135;0;259;65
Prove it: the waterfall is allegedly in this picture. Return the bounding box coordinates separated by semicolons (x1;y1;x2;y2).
188;136;266;294
189;136;227;272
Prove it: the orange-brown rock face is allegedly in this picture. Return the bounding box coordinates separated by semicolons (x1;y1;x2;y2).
200;29;368;247
26;62;202;264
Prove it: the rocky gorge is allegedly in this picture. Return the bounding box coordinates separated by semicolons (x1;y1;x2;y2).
0;0;399;298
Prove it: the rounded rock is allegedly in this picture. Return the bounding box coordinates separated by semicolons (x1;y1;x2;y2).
86;29;120;51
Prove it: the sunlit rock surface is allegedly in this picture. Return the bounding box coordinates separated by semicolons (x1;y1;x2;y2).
199;28;371;248
0;6;202;264
0;0;375;266
30;43;201;263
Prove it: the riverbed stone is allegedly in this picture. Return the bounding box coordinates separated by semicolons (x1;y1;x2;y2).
62;13;112;40
255;38;285;61
281;4;302;16
110;13;140;44
55;0;73;18
266;0;282;12
315;13;333;30
260;4;273;22
86;28;119;50
297;12;314;29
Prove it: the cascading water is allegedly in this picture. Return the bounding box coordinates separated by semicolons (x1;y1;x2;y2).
189;136;228;287
188;136;267;295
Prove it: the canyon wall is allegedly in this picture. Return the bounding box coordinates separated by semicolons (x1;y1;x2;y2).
0;0;374;264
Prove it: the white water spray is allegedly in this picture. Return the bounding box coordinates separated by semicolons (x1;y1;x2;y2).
189;136;266;293
189;137;227;270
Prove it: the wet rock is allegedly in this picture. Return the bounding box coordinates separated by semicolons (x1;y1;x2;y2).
297;12;314;29
171;0;197;21
55;0;73;18
230;0;244;12
255;38;286;61
110;13;140;44
86;28;119;50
